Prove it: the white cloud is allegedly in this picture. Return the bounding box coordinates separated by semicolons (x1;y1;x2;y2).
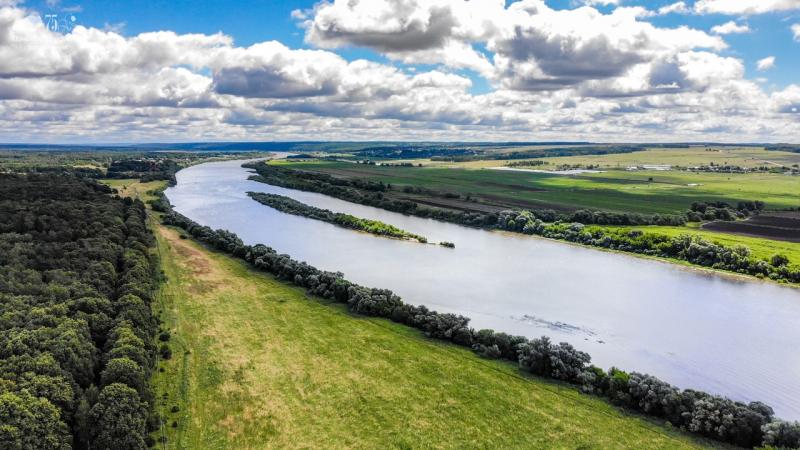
290;9;308;20
792;23;800;40
0;7;232;78
491;3;725;90
711;21;750;34
658;2;690;15
614;6;655;18
305;0;725;91
581;0;621;5
0;3;799;142
303;0;498;74
695;0;800;15
771;85;800;114
757;56;776;71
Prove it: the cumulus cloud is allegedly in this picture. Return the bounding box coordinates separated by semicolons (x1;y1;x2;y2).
212;43;348;98
306;0;462;52
771;85;800;114
0;2;798;143
657;2;690;15
694;0;800;15
757;56;776;71
580;0;621;5
490;3;725;90
305;0;726;91
0;7;231;78
303;0;498;74
711;21;751;34
792;23;800;40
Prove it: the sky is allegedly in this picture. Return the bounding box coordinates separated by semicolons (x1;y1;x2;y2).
2;0;800;143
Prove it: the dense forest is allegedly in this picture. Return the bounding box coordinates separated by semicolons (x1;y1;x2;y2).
160;206;800;449
247;192;428;243
246;162;797;283
105;158;180;184
0;174;159;448
0;150;269;187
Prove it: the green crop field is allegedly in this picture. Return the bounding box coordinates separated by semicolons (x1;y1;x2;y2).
277;160;800;214
149;221;715;449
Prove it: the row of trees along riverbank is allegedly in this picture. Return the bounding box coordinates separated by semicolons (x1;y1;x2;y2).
0;174;161;449
159;200;800;449
245;162;799;284
247;192;429;243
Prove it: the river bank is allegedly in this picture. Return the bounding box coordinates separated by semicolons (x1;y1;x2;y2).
165;159;800;419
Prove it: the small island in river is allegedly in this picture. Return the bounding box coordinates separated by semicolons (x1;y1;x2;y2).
248;192;434;244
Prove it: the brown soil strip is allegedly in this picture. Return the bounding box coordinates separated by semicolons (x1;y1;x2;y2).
702;221;800;243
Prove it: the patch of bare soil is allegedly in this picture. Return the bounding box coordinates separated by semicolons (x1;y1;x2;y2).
702;213;800;242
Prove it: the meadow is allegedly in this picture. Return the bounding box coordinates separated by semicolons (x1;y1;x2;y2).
598;223;800;263
104;178;167;203
150;220;716;449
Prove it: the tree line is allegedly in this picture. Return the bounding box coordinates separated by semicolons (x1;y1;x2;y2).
160;205;800;449
245;163;797;283
430;145;648;162
247;192;429;243
0;174;160;449
494;210;799;283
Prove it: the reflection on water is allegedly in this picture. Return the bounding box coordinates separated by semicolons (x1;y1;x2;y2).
166;159;800;419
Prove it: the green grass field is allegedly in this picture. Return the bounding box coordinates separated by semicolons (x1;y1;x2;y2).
149;223;716;449
597;223;800;264
103;179;166;203
278;160;800;214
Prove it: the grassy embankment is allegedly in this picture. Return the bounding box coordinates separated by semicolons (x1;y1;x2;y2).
110;179;716;448
598;223;800;264
152;223;716;448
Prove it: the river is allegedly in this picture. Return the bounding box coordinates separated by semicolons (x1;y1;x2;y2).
165;158;800;419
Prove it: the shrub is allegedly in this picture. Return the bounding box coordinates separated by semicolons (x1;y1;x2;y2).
159;344;172;360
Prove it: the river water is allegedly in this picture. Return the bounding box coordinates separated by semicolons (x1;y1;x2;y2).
166;159;800;419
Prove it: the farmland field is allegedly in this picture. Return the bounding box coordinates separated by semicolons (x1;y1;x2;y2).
276;159;800;215
451;146;800;169
701;212;800;243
